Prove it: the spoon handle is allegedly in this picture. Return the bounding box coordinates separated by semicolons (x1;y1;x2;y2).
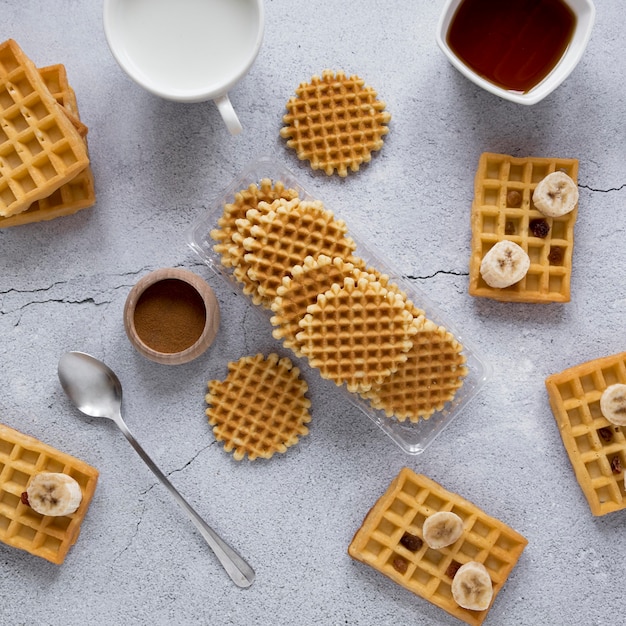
115;416;255;588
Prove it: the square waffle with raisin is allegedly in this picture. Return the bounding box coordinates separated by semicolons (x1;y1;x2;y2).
545;351;626;516
468;152;578;303
348;468;527;625
0;423;98;564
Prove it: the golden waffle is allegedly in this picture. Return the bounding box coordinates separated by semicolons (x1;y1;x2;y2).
270;255;366;357
280;69;391;177
206;353;312;461
348;468;527;626
0;40;89;217
362;319;468;421
0;63;95;228
38;64;88;138
0;423;98;564
545;351;626;516
235;198;358;308
208;178;469;425
468;152;578;303
295;276;421;393
210;178;299;269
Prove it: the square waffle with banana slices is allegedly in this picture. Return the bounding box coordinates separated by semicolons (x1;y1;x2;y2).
545;351;626;516
0;423;99;564
0;63;95;228
280;70;391;177
0;40;90;218
348;468;527;625
468;152;579;303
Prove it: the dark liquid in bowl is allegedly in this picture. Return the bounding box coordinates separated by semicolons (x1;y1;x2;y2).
447;0;576;93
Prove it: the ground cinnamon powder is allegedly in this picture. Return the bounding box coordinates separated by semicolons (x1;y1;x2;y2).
133;279;206;354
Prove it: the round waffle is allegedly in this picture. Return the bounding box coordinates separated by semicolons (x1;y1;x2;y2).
270;254;366;356
361;319;468;422
210;178;298;268
236;198;358;308
295;276;421;393
205;353;311;461
280;69;391;177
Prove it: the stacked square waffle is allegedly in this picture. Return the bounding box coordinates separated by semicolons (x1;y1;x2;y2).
0;39;95;228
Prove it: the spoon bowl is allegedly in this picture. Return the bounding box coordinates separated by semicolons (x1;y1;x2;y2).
58;352;123;420
57;351;254;588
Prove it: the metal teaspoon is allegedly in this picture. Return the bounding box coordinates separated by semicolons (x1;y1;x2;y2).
57;351;255;588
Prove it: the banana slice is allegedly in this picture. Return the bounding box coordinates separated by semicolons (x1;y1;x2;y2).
479;240;530;289
26;472;82;516
600;384;626;426
451;561;493;611
532;171;578;217
422;511;463;549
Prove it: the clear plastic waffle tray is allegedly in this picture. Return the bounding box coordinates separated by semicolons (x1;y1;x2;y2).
187;156;489;454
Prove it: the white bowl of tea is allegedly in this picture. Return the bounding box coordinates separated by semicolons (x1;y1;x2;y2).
436;0;595;105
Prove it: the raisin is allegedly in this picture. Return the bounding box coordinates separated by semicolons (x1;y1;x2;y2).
20;491;30;506
611;456;622;474
504;220;516;235
548;246;563;265
446;560;462;579
529;218;550;238
392;556;408;574
598;427;613;443
506;190;522;207
400;532;423;552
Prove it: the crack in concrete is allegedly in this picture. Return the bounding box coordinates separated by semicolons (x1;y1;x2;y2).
113;500;146;562
579;183;626;193
142;442;214;495
0;267;156;298
405;269;469;281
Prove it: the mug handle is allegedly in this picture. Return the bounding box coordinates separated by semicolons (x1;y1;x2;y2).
214;94;242;135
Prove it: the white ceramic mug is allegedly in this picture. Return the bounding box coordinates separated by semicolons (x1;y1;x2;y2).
103;0;264;134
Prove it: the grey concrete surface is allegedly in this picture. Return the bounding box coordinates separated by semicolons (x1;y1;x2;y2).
1;1;625;625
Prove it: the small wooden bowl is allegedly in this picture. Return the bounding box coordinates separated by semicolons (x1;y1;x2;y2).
123;268;220;365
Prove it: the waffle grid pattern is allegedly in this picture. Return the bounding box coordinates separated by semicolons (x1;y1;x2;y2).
210;181;469;423
210;179;299;268
280;70;391;177
545;351;626;516
469;152;579;303
348;468;527;626
0;56;94;228
0;424;98;564
0;40;89;217
296;277;419;393
271;255;364;357
362;322;468;421
206;353;312;461
240;200;357;307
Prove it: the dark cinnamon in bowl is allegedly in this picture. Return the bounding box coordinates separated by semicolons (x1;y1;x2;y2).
124;268;220;365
